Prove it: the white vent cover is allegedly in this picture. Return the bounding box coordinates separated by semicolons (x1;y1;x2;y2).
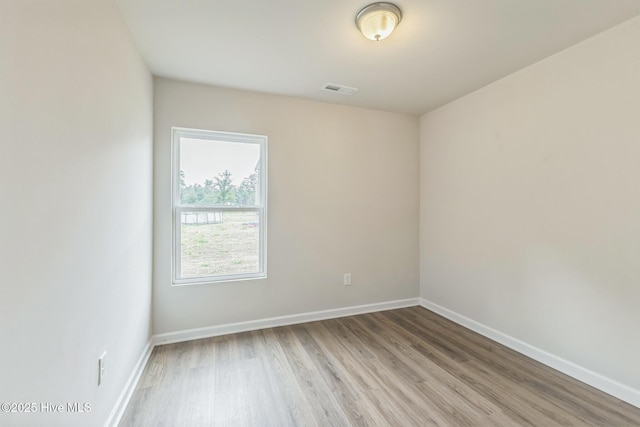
322;83;358;96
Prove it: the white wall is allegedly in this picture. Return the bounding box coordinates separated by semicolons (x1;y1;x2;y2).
154;78;419;334
0;1;153;426
420;16;640;395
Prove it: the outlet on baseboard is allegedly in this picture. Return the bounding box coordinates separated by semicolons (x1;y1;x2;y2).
98;351;107;386
344;273;352;286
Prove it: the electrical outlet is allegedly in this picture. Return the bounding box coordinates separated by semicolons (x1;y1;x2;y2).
344;273;352;286
98;352;107;386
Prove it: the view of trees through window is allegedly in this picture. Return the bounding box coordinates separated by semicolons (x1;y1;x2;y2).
179;169;258;206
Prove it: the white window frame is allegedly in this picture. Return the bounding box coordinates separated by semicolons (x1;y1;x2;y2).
171;127;267;285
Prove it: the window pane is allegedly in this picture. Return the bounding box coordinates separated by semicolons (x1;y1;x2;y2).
179;138;261;206
180;210;260;278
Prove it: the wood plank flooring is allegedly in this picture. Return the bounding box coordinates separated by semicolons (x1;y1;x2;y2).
119;307;640;426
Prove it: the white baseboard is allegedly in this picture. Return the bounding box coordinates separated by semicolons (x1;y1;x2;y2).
419;298;640;409
104;340;154;427
152;297;421;346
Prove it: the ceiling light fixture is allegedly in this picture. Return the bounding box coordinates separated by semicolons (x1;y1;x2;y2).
356;2;402;41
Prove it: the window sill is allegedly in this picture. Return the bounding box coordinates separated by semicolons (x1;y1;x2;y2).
172;274;267;287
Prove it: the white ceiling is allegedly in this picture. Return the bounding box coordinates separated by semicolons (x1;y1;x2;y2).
116;0;640;115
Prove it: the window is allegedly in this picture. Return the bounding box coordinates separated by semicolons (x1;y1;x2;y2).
172;127;267;285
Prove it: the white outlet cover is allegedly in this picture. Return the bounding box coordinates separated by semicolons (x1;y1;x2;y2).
98;351;107;386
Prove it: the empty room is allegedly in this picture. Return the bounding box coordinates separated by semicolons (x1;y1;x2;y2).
1;0;640;426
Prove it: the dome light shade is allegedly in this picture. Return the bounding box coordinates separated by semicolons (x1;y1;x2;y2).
356;3;402;41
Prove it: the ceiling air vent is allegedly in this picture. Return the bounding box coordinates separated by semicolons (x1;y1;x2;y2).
322;83;358;96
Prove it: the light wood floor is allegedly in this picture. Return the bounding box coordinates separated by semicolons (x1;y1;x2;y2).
120;307;640;426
